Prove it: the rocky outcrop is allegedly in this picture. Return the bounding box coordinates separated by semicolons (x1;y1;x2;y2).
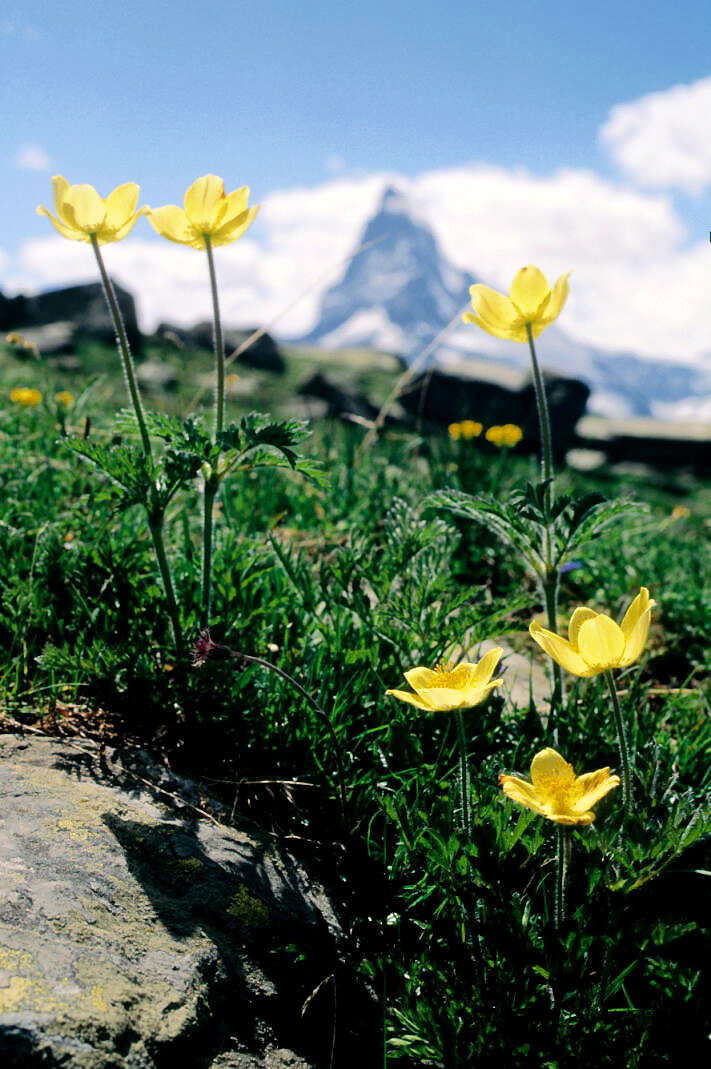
0;283;142;354
400;360;590;459
155;323;285;373
0;735;377;1068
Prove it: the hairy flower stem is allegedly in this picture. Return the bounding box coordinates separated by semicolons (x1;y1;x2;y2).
92;236;183;651
554;826;571;930
605;670;632;815
91;236;152;459
454;711;471;835
527;324;564;722
454;710;487;991
148;516;183;650
204;235;225;440
200;236;226;627
201;474;219;629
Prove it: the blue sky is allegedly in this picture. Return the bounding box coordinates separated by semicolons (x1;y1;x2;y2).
3;0;711;371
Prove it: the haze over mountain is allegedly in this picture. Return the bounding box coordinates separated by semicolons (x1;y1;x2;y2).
300;187;711;420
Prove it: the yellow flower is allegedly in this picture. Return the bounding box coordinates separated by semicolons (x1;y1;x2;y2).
485;423;523;448
448;422;462;439
529;587;655;678
386;648;504;712
37;176;145;244
499;747;620;826
55;391;75;407
10;387;42;406
671;505;690;520
147;174;259;250
463;265;571;342
460;420;483;439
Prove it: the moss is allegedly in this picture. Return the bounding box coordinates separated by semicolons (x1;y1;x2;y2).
226;885;269;927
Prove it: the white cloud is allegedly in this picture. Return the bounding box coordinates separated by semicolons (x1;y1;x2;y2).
4;162;710;365
15;143;51;171
600;76;711;193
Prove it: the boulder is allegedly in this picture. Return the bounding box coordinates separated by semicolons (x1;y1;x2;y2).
297;371;382;424
400;358;590;460
136;360;180;393
155;323;285;373
0;735;377;1068
0;283;142;354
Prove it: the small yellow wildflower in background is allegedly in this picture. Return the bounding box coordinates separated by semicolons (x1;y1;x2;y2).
10;387;42;406
37;176;145;244
463;265;571;342
459;420;482;439
55;391;75;407
6;332;39;356
448;422;462;439
499;747;620;825
671;505;690;520
386;648;504;712
147;174;259;250
485;423;523;448
529;587;654;678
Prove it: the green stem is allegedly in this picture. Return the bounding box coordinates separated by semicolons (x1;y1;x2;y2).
148;515;183;650
527;324;565;725
605;670;632;815
554;826;571;930
204;235;225;440
526;324;554;501
454;710;470;835
90;236;152;459
201;475;219;628
92;236;183;653
543;574;565;728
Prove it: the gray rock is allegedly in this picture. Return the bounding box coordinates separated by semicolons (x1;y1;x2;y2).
136;360;179;392
6;322;77;357
155;323;285;373
0;735;373;1068
399;361;589;460
0;282;142;354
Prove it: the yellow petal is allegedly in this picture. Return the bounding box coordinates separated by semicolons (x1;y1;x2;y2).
577;615;625;671
509;265;550;321
469;647;504;686
385;688;434;711
462;312;527;343
51;175;71;222
620;588;654;640
214;186;249;228
209;204;259;247
619;607;653;666
499;774;548;817
109;211;145;243
529;620;597;677
184;174;225;230
530;748;575;789
147;205;195;245
63;184;106;232
404;666;440;692
568;607;599;651
414;686;470;710
574;768;620;812
104;182;140;230
460;679;503;706
468;284;523;337
36;205;85;241
539;271;572;325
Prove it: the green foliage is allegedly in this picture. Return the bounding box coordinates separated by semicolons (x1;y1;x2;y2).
0;362;709;1066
